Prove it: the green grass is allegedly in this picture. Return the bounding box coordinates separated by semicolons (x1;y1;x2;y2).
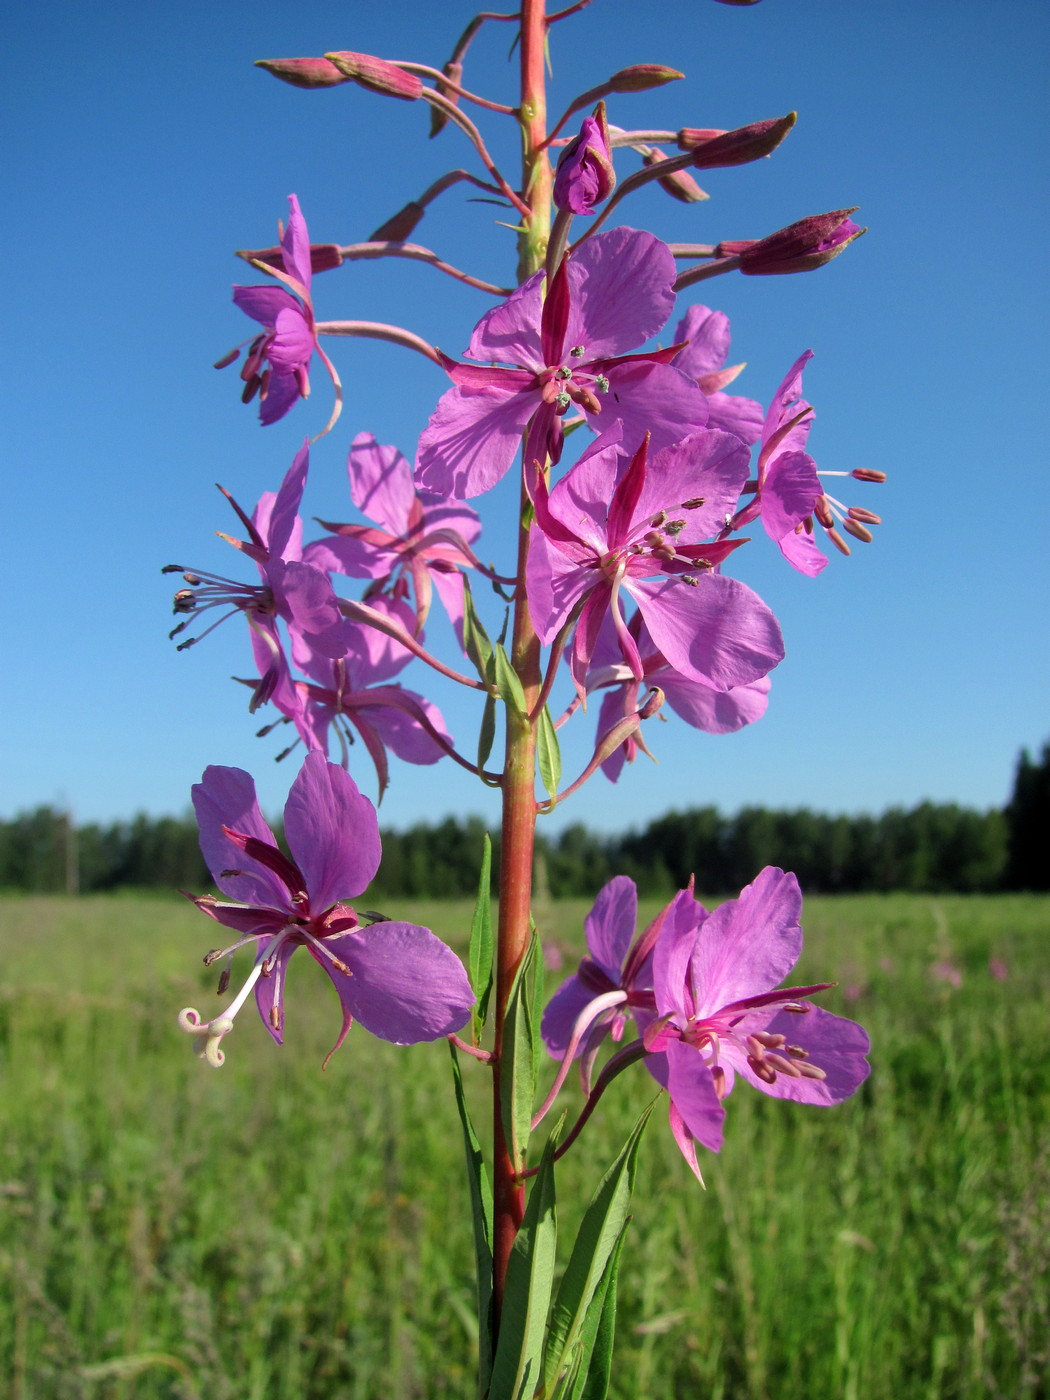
1;892;1047;1399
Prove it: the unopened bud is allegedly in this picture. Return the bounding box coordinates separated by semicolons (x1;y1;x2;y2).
430;59;463;137
554;102;616;215
683;113;796;169
606;64;683;92
255;56;351;89
642;147;708;203
729;209;865;275
369;201;426;242
237;243;344;274
324;50;423;101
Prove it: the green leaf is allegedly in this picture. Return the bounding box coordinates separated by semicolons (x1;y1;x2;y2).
462;578;494;680
542;1098;656;1394
494;643;529;721
499;933;541;1172
468;834;494;1036
448;1044;495;1396
477;694;499;778
488;1123;561;1400
535;705;562;806
565;1224;628;1400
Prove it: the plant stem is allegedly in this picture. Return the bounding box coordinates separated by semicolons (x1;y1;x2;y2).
491;0;552;1333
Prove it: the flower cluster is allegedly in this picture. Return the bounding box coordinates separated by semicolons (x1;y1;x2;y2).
174;15;878;1227
542;867;870;1181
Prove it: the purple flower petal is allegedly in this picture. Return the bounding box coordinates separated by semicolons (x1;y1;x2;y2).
415;382;538;499
562;227;677;359
326;921;474;1043
630;573;784;690
191;766;288;909
283;751;380;909
348;433;416;533
585;875;639;973
688;867;803;1016
232;284;301;326
281;194;312;293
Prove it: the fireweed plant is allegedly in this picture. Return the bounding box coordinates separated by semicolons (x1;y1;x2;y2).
171;3;881;1394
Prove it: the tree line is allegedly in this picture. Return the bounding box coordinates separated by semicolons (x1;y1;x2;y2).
2;742;1046;897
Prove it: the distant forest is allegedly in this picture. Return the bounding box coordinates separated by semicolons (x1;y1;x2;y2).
2;742;1047;898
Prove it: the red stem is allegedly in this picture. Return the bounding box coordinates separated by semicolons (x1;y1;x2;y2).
491;0;551;1332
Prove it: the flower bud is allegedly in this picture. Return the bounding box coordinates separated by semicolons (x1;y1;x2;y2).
429;59;463;137
722;209;865;274
641;148;708;203
606;64;683;92
369;201;426;242
554;102;616;215
237;243;344;274
681;113;796;168
324;50;423;101
254;57;350;89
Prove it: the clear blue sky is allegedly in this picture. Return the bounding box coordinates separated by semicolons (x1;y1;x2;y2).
4;0;1048;834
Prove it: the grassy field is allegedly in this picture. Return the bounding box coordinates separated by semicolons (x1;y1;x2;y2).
0;890;1047;1399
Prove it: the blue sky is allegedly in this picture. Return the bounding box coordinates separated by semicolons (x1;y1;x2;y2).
4;0;1048;834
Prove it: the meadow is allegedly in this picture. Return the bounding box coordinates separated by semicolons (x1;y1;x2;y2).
1;890;1047;1399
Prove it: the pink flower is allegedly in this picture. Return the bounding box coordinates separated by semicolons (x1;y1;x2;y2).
527;425;783;695
643;868;870;1180
541;876;659;1062
165;442;348;711
671;305;763;445
274;597;454;801
415;227;707;498
218;195;318;425
305;433;482;637
178;752;474;1066
730;351;828;577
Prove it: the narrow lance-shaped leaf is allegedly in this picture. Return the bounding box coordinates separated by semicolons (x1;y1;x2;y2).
462;577;494;681
542;1097;656;1393
477;693;499;777
487;1121;561;1400
494;642;530;721
468;833;494;1037
448;1043;495;1396
499;933;541;1172
566;1224;629;1400
536;704;562;805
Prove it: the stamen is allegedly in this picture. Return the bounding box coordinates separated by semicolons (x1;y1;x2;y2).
797;1062;827;1080
752;1031;787;1049
842;518;873;544
681;497;706;509
848;506;882;525
747;1054;778;1084
826;527;851;556
764;1051;803;1078
570;345;586;358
